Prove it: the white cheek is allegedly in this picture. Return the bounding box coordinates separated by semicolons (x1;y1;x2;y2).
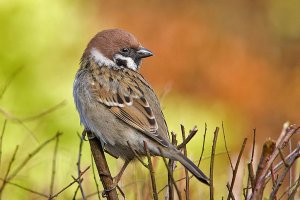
114;54;137;71
90;48;116;67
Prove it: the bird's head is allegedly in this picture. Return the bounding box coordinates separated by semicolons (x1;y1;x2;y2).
82;29;153;71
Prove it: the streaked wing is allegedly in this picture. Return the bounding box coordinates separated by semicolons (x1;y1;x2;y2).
90;64;169;147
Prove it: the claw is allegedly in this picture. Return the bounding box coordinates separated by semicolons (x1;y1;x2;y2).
82;130;96;140
81;130;88;141
102;184;117;197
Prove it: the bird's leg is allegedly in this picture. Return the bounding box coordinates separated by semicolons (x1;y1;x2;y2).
104;160;130;193
113;160;130;184
82;129;96;140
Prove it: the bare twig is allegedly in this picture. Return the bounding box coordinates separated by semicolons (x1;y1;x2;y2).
287;173;300;200
227;138;247;200
245;129;256;199
222;122;233;171
210;127;219;200
0;66;23;99
180;125;189;200
0;120;7;168
278;148;289;167
270;164;277;200
265;147;300;182
269;145;300;200
250;129;256;163
0;101;66;123
91;153;101;200
197;123;207;167
8;132;63;181
116;186;125;199
168;131;177;200
86;131;118;200
251;123;299;200
288;139;292;197
143;141;158;200
158;151;229;195
0;101;65;143
177;126;198;150
22;101;66;122
158;148;182;200
252;139;276;199
247;163;255;193
72;185;81;200
226;183;235;200
76;133;86;200
0;112;38;142
0;179;48;198
49;166;90;199
0;145;19;198
49;134;60;197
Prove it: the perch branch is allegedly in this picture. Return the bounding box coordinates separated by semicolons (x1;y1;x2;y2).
91;153;101;200
86;130;118;200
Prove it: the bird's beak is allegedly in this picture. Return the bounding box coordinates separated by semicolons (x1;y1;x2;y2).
136;47;153;58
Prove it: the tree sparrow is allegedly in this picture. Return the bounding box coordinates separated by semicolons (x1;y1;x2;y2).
73;29;210;187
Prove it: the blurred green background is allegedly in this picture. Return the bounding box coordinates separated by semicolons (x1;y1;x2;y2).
1;0;299;199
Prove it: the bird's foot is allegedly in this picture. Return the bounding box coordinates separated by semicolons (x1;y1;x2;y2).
82;129;96;140
101;182;118;197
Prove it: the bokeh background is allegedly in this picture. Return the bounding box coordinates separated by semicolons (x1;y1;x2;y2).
0;0;299;199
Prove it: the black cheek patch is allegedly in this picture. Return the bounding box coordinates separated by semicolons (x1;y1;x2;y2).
134;58;141;67
116;58;128;67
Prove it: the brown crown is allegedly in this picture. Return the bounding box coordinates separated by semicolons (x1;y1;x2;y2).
83;29;141;60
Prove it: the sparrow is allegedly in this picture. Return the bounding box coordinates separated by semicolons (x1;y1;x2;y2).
73;29;210;187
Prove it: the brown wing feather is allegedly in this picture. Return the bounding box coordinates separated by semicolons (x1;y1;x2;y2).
90;64;168;147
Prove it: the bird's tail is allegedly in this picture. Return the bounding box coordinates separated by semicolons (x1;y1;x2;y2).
172;150;210;185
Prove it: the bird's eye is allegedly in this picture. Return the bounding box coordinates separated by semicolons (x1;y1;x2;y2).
121;48;129;53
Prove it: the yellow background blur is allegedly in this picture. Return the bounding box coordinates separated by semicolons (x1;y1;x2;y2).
1;0;299;199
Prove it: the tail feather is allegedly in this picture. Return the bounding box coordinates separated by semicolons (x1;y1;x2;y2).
173;151;210;185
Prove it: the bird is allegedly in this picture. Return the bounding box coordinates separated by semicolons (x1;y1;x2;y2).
73;28;210;188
